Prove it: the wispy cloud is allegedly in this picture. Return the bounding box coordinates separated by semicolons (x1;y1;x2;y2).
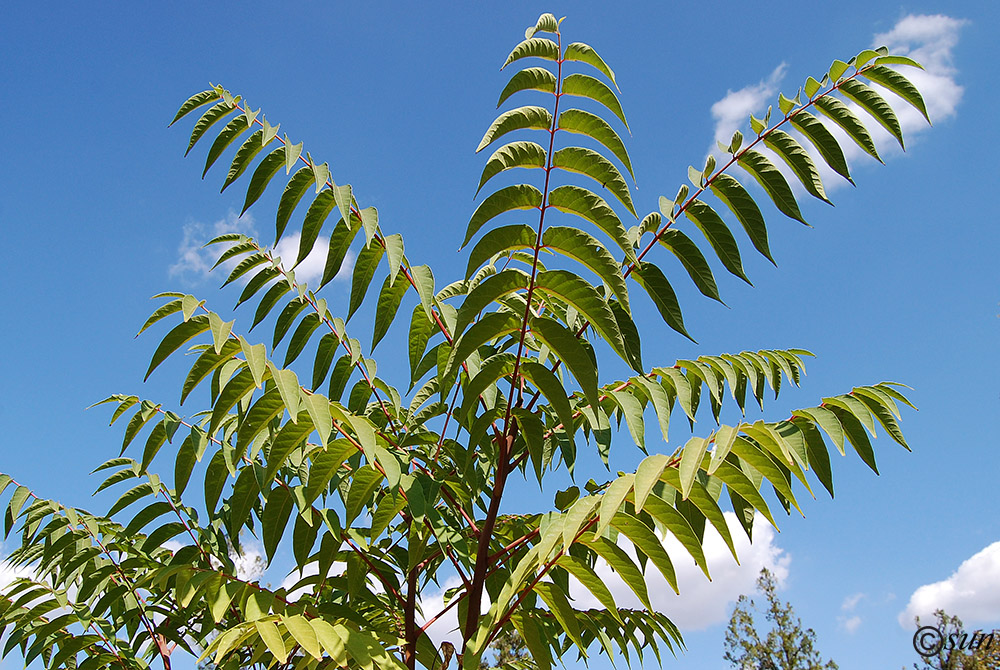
842;615;862;633
842;592;865;611
169;211;352;288
568;512;789;631
710;64;788;153
707;14;965;194
899;541;1000;628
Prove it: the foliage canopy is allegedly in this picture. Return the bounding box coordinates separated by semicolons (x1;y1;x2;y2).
0;12;932;670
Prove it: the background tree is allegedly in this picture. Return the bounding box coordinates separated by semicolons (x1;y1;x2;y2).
0;12;934;670
725;568;837;670
483;630;533;669
911;610;1000;670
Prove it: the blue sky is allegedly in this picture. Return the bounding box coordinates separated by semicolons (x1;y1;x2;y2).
1;2;997;669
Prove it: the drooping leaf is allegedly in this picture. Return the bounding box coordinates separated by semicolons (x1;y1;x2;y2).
655;228;723;303
562;73;629;129
552;146;636;216
477;106;553;153
502;37;560;69
465;223;538;279
737;149;806;224
563;42;619;91
557;109;633;178
812;95;882;163
789;109;853;184
542;226;629;310
839;78;904;148
347;241;385;321
463;184;543;248
547;185;635;264
497;67;557;106
683;199;751;284
477;142;547;195
633;263;693;341
762;129;830;203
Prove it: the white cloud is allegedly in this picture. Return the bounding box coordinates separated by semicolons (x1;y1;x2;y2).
707;13;964;194
169;210;259;283
170;211;353;288
899;541;1000;628
568;512;788;631
842;615;862;633
710;64;788;153
0;560;34;592
842;592;865;611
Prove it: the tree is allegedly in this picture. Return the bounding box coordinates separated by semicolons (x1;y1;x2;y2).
725;568;837;670
0;11;933;670
483;630;533;669
911;610;1000;670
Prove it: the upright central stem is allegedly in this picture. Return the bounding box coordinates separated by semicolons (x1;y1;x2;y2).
461;31;564;653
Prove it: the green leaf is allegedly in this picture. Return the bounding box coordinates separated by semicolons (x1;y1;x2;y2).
655;228;723;302
679;436;709;499
320;216;362;288
737;149;806;224
275;166;314;243
581;535;651;609
609;388;645;451
562;73;629;130
465;223;537;279
347;241;385;321
534;582;585;652
267;363;302;421
557;555;622;623
812;95;882;163
304;440;357;506
463;184;542;248
284;614;323;660
454;269;529;337
228;466;260;535
789;109;853;184
145;315;210;381
547;185;636;265
839;78;904;148
829;59;850;82
683;199;751;283
564;42;618;91
477;106;553;153
222;129;268;191
186;101;233;156
283;313;321;367
632;263;692;342
170;89;217;126
521;361;576;432
611;511;678;592
535;270;627;363
503;37;560;69
297;190;338;267
372;272;410;350
557;109;633;178
203;116;250;178
255;620;288;664
552;146;635;217
530;316;600;408
383;233;405;286
477;141;547;195
762;129;830;203
708;173;773;264
497;67;557;106
407;305;435;382
864;64;929;123
543;226;629;310
284;136;303;173
208;312;234;354
829;406;878;474
633;454;669;513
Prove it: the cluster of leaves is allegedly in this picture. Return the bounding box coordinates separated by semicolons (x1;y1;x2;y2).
0;12;932;670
